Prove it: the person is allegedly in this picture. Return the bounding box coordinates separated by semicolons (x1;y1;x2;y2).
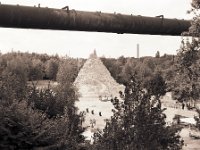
182;102;185;110
119;91;125;99
99;112;102;116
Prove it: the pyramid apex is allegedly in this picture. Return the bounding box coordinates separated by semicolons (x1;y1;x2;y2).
89;49;97;58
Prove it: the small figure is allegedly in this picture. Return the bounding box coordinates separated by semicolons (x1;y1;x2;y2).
99;112;102;116
119;91;125;99
182;102;185;110
91;110;94;115
86;108;89;113
175;101;178;109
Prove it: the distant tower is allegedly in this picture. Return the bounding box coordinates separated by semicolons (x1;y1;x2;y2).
93;49;97;57
137;44;140;58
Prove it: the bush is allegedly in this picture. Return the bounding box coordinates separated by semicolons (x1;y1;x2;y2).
0;100;82;150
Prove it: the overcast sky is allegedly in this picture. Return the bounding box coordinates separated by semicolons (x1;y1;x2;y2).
0;0;192;58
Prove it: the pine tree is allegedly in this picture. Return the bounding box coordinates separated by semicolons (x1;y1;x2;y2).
173;0;200;108
181;0;200;131
155;51;160;58
92;74;183;150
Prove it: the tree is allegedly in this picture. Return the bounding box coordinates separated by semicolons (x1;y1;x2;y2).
0;57;28;102
173;0;200;107
27;85;85;148
29;58;44;80
92;75;183;150
155;51;160;58
57;58;79;84
0;99;85;150
134;62;153;86
143;57;156;71
101;57;123;84
147;73;167;98
45;58;59;80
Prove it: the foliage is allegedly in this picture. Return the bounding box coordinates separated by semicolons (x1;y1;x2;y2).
0;85;85;150
146;73;167;98
0;57;28;103
155;51;160;58
29;58;44;80
57;58;79;84
0;100;78;150
100;57;123;83
45;58;59;80
0;52;85;149
172;0;200;104
101;55;175;89
27;82;85;145
0;52;58;81
92;75;183;150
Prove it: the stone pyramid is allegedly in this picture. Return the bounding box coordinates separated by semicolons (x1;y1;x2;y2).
74;50;125;98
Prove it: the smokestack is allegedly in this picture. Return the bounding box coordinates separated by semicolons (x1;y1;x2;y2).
137;44;140;58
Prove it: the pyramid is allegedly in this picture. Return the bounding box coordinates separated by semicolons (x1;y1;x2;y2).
74;51;125;98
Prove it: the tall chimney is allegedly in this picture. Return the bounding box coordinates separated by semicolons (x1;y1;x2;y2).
137;44;140;58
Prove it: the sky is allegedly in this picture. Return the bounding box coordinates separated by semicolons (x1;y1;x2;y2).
0;0;192;58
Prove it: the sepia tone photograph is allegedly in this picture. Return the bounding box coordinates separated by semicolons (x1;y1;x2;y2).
0;0;200;149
